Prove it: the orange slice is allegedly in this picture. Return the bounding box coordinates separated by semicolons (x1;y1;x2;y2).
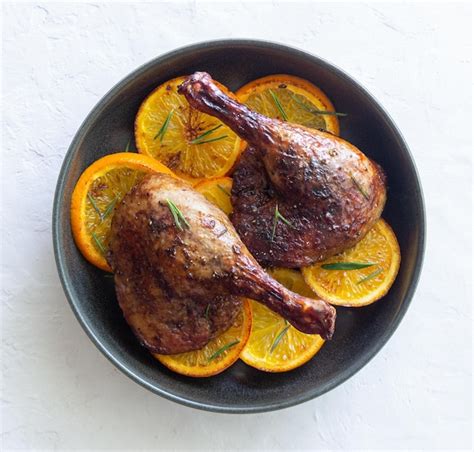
236;74;341;138
195;177;233;215
135;76;240;182
240;268;325;373
155;299;252;377
302;219;401;307
70;152;175;272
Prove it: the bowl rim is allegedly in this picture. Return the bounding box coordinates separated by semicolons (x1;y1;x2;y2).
52;38;426;414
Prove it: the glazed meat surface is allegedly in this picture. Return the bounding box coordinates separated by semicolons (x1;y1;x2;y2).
178;72;387;267
108;174;335;354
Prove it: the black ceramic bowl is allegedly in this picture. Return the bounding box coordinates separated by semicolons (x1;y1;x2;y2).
53;40;425;413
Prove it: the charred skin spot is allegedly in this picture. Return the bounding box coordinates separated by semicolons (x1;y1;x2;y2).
165;246;177;257
201;216;216;229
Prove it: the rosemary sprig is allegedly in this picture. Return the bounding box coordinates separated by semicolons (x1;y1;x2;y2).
87;193;102;218
125;138;131;152
190;124;222;144
192;135;228;145
217;184;231;196
271;204;295;241
166;199;190;231
321;262;375;270
88;193;117;222
270;322;290;353
208;340;240;362
204;303;211;320
154;110;174;142
351;175;370;200
269;90;288;121
91;232;106;255
357;268;383;284
102;198;117;220
292;95;347;116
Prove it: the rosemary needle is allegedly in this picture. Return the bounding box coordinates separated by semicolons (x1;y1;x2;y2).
87;193;102;218
270;323;290;353
357;268;383;284
217;184;231;196
101;198;117;221
166;199;190;231
190;124;222;144
351;175;370;200
154;110;174;142
208;340;240;362
292;94;347;117
321;262;375;270
271;204;295;241
269;89;288;121
192;135;228;145
204;303;211;320
91;232;106;255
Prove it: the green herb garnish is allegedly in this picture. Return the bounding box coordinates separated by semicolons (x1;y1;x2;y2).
217;184;231;196
357;268;383;284
321;262;375;270
125;138;131;152
208;340;240;362
87;193;102;218
292;95;347;117
204;303;211;319
269;90;288;121
190;124;222;144
351;175;370;200
270;323;290;353
87;193;116;222
192;135;228;145
102;198;117;221
91;232;106;255
166;199;190;231
154;110;174;142
271;204;295;241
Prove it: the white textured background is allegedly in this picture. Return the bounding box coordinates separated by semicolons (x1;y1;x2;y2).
1;1;472;450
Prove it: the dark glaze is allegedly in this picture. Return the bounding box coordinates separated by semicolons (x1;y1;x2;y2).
108;174;335;354
179;72;387;267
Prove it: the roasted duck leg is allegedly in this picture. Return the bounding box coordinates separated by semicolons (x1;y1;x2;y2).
108;174;336;354
178;72;386;267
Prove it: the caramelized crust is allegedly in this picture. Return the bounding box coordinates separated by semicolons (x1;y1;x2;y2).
179;72;386;267
108;174;335;354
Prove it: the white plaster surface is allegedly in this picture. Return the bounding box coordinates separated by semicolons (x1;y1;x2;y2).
1;1;472;450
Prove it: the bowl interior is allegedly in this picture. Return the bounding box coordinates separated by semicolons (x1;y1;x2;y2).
54;41;424;413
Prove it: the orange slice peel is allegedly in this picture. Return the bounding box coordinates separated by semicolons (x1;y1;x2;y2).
70;152;175;272
302;219;401;307
240;268;325;373
155;299;252;377
135;76;240;182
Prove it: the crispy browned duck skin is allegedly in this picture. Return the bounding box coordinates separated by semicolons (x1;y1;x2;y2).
178;72;387;268
108;174;336;353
